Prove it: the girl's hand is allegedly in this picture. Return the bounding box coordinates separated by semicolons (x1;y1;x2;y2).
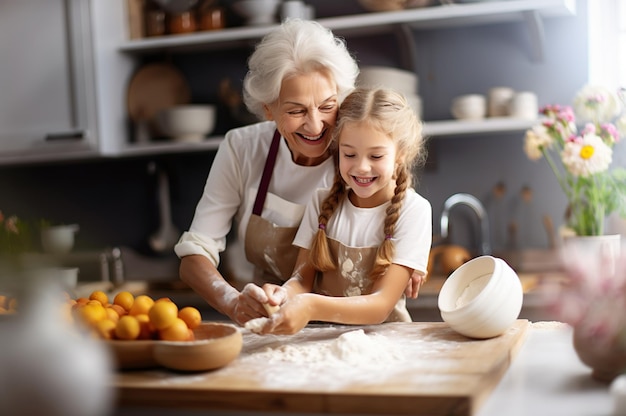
263;294;312;335
261;283;288;312
405;271;427;299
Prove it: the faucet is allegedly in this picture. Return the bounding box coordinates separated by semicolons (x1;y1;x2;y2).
440;193;491;255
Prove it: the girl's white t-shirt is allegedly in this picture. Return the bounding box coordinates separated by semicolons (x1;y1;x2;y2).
294;187;432;274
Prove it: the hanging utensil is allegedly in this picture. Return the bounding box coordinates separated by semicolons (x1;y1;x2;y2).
148;162;180;254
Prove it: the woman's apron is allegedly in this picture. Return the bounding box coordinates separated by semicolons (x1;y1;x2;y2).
244;130;301;286
313;238;411;322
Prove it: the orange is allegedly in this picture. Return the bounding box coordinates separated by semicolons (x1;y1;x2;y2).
0;294;7;309
178;306;202;329
95;319;117;340
115;315;141;340
135;313;154;340
105;307;120;323
89;290;109;306
148;301;178;331
159;318;190;341
129;295;154;316
113;291;134;312
77;302;107;327
107;304;127;318
8;297;17;311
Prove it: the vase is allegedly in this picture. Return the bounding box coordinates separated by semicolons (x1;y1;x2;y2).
572;324;626;383
562;234;622;274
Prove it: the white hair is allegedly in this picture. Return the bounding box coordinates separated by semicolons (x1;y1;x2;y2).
243;19;359;120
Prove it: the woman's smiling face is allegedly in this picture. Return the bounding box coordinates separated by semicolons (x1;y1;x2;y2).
264;71;338;166
338;121;398;208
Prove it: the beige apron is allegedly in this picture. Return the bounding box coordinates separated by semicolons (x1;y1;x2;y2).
314;238;411;322
244;130;300;286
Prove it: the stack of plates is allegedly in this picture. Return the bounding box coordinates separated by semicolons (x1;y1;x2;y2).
356;66;423;119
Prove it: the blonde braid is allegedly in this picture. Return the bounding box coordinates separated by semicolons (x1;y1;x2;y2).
371;165;411;279
309;169;347;271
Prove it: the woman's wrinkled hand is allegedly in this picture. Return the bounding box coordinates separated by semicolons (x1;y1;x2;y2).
230;283;269;326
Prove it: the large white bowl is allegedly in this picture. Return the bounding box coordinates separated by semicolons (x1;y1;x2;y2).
231;0;281;26
357;66;418;96
438;255;523;339
157;105;216;143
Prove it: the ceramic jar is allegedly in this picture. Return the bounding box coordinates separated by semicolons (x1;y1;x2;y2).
573;325;626;383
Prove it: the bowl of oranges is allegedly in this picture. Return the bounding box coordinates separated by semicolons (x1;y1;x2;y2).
69;290;242;372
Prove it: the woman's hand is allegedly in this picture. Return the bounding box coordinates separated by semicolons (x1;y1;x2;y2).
231;283;271;325
404;270;427;299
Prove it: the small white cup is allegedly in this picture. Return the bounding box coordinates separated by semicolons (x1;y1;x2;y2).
281;0;308;20
55;267;79;289
508;91;538;120
487;87;515;117
451;94;487;120
41;224;79;255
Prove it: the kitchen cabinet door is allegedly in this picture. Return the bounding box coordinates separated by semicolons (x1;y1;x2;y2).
0;0;98;161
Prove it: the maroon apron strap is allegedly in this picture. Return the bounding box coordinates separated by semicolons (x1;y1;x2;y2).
252;129;281;216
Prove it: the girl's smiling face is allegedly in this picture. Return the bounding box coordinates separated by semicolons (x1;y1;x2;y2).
264;71;338;166
338;121;398;208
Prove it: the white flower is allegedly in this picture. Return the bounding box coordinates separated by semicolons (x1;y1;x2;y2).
573;85;622;124
561;133;613;177
523;124;552;160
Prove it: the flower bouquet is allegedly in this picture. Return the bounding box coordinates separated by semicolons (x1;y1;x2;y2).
523;85;626;236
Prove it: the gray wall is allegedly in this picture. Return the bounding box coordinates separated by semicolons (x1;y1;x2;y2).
3;0;616;262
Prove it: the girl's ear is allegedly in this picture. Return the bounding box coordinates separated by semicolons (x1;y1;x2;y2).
263;104;274;121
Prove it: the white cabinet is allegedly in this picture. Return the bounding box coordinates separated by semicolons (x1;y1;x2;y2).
0;0;99;161
0;0;576;165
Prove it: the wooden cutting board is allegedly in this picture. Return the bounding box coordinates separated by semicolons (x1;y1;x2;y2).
114;320;530;416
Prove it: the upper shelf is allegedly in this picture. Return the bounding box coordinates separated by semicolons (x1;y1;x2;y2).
118;0;577;54
0;117;536;165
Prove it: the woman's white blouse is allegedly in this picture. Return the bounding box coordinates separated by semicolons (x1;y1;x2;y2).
175;121;335;267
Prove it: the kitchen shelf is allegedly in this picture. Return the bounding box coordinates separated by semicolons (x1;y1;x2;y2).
118;0;576;55
423;117;537;137
0;118;537;165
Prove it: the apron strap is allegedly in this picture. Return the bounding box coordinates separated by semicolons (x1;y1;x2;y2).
252;129;281;216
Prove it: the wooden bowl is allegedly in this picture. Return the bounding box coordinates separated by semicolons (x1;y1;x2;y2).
106;322;242;372
154;322;242;371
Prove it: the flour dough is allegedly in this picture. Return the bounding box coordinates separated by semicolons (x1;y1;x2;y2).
263;303;280;316
245;317;269;334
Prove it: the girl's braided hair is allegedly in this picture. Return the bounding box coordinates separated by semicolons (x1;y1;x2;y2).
309;87;426;279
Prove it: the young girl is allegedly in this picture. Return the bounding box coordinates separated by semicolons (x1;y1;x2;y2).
255;87;432;335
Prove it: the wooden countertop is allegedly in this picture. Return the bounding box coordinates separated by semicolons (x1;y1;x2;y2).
113;320;530;416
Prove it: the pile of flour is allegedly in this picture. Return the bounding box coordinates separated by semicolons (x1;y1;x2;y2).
239;328;405;367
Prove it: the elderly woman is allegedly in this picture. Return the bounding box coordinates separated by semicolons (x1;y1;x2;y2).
175;19;423;326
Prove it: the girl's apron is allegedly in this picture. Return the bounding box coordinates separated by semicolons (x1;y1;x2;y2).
244;130;300;285
313;238;411;322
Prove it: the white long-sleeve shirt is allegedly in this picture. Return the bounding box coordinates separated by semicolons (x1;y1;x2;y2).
175;121;335;271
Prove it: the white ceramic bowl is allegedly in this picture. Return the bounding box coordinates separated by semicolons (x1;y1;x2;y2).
157;105;216;142
231;0;281;26
438;255;523;339
41;224;79;254
450;94;487;120
357;66;418;95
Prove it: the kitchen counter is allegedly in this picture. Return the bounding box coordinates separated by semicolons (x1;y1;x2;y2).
113;322;615;416
112;320;530;416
